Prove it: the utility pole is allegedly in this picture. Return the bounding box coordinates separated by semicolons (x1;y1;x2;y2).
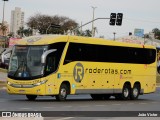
80;21;82;35
113;32;116;41
91;6;97;37
2;0;8;23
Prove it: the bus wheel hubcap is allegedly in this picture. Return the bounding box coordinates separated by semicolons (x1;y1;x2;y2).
133;88;138;97
124;88;129;97
61;88;66;98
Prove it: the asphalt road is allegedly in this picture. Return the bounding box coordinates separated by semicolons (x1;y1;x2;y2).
0;88;160;120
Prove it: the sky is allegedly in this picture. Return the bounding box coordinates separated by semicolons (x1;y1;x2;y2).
0;0;160;39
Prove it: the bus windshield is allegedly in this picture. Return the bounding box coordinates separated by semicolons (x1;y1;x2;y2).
8;45;48;79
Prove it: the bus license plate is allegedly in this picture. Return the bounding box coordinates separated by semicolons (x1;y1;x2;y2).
19;90;25;93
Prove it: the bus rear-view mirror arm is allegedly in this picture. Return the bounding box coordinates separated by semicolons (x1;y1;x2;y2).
41;49;57;64
1;49;12;63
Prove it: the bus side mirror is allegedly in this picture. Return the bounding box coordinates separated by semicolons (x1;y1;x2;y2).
41;49;57;64
1;48;12;63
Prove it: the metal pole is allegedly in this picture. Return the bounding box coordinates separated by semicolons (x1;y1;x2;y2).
46;24;51;34
113;32;116;41
144;34;145;45
91;6;97;37
80;21;82;35
2;0;7;23
71;17;109;34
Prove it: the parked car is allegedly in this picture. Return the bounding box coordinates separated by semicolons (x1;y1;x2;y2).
0;48;12;69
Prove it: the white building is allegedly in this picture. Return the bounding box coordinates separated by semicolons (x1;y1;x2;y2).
10;7;24;37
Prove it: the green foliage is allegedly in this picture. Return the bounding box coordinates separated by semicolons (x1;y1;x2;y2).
152;28;160;40
26;13;78;34
17;27;32;38
0;23;7;36
76;29;92;37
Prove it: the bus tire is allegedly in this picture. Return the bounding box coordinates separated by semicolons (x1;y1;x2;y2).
115;84;130;100
90;94;103;100
121;84;130;100
26;95;37;101
55;84;68;101
130;84;140;100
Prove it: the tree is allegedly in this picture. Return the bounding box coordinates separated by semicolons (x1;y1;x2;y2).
152;28;160;40
0;23;7;36
84;29;92;37
23;28;32;37
27;13;78;34
76;29;92;37
17;27;24;38
17;27;33;38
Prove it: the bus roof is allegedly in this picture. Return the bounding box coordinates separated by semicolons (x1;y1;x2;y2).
16;35;155;49
16;35;68;45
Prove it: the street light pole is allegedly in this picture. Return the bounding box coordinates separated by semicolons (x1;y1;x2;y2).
71;17;109;34
113;32;116;41
91;6;97;37
2;0;8;23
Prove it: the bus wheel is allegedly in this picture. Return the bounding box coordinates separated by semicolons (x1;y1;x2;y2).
90;94;103;100
26;95;37;101
115;84;130;100
130;84;140;100
121;84;130;100
56;84;68;101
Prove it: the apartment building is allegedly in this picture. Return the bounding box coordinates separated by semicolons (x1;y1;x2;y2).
10;7;24;37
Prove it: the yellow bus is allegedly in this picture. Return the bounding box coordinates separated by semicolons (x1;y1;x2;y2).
7;35;157;101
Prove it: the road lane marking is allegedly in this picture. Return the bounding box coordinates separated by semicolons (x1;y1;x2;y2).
95;105;105;107
43;107;55;109
63;106;72;108
112;104;121;105
127;103;134;105
54;117;74;120
151;102;158;104
19;107;32;110
79;105;89;107
139;103;147;105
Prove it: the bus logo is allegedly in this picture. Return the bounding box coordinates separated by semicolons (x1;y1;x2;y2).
73;63;84;83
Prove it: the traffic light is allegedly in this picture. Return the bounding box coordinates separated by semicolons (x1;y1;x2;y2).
116;13;123;26
109;13;116;25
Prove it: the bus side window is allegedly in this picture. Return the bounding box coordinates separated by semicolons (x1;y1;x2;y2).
45;53;56;75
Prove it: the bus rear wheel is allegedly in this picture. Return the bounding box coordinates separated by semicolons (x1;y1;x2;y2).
55;84;68;101
26;95;37;101
130;84;140;100
115;84;130;100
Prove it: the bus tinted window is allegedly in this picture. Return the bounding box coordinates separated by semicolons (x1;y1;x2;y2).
64;43;156;64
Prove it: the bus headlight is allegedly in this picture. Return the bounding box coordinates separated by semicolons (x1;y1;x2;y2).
7;81;12;85
33;80;48;86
